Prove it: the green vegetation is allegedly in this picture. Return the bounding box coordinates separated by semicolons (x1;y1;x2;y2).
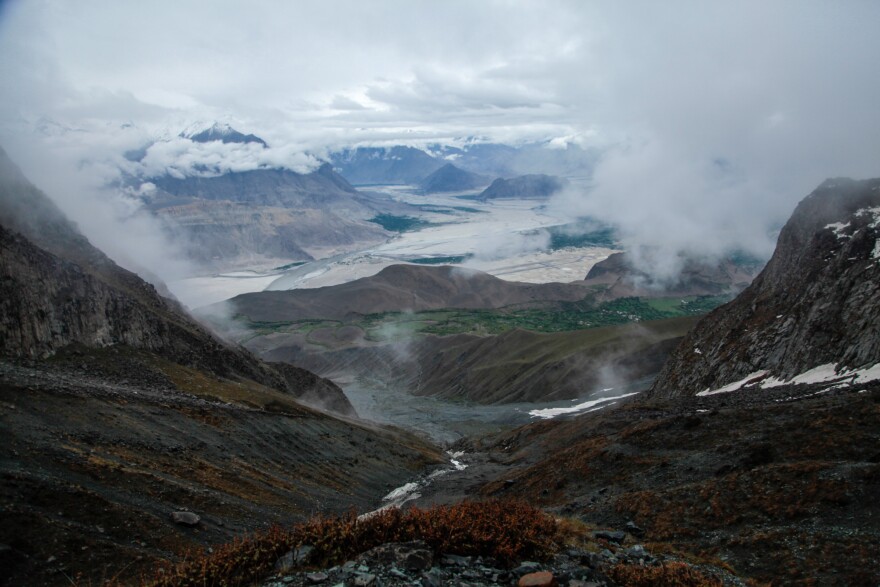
546;219;618;250
450;205;486;213
367;214;436;232
238;295;731;342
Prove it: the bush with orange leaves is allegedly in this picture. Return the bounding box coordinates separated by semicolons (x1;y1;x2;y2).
143;499;559;587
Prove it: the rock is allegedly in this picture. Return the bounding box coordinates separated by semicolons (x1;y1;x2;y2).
441;554;472;567
518;571;558;587
170;511;200;527
592;530;626;544
624;521;644;537
353;572;377;586
306;572;328;583
295;545;315;566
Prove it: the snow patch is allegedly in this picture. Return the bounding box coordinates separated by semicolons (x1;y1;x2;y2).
825;221;851;239
694;347;702;355
698;371;768;396
855;206;880;229
529;391;640;419
698;362;880;396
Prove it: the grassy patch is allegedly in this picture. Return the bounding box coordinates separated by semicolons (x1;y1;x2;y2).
546;220;619;250
367;214;435;232
272;261;307;271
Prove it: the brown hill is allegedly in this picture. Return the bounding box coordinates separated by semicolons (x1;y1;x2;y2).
224;264;592;322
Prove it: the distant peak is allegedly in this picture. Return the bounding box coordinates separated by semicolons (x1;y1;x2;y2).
183;123;268;148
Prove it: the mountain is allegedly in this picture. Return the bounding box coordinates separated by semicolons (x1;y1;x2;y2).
329;146;445;185
419;163;490;193
220;264;592;322
478;174;568;200
0;147;440;585
650;178;880;397
583;251;762;299
140;164;387;267
184;122;268;147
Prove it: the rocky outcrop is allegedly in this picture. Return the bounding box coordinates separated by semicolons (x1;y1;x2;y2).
651;178;880;397
478;174;567;200
419;164;489;193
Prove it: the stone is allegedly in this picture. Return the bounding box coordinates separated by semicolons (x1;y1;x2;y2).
170;511;200;527
518;571;558;587
353;573;377;586
306;572;328;583
624;521;644;537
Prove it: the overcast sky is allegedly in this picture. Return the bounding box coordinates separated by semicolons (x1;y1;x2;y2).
1;0;879;278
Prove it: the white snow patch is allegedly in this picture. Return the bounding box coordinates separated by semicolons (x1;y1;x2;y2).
698;371;769;396
694;347;702;355
872;239;880;261
382;482;420;502
855;206;880;228
825;221;852;239
529;391;640;419
698;362;880;396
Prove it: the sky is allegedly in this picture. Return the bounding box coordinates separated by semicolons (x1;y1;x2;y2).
1;0;879;280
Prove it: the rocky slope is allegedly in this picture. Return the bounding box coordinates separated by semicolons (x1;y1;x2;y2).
651;178;880;397
329;146;444;185
0;147;442;585
583;251;761;300
418;163;490;193
222;264;593;322
478;173;568;200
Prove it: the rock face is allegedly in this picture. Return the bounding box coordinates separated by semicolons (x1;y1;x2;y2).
583;251;761;299
651;178;880;397
478;174;567;200
419;164;489;193
186;123;268;147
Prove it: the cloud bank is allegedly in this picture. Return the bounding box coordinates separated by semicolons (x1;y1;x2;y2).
1;0;879;281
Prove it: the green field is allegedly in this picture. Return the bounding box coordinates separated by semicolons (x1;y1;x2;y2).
239;294;731;343
408;255;473;265
367;214;436;232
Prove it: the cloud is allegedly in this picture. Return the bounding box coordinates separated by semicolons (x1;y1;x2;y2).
1;0;879;283
133;136;321;178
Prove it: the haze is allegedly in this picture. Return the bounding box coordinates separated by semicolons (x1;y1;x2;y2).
1;0;879;284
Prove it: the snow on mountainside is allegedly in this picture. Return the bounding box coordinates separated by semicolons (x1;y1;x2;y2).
184;122;269;147
651;178;880;397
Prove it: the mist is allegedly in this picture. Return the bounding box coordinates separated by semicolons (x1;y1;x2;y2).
2;1;879;284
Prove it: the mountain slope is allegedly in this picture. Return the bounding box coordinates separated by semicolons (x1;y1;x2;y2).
141;163;387;267
329;146;444;185
0;147;441;585
651;177;880;397
478;173;568;200
419;163;489;193
223;264;592;322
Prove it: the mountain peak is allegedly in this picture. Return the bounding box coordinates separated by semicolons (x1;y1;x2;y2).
184;123;268;147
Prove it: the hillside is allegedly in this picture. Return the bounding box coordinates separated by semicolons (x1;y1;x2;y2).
419;163;490;193
0;147;441;585
583;251;761;299
478;173;568;200
651;177;880;397
222;264;593;322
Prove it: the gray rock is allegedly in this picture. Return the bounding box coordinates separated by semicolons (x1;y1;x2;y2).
306;572;328;583
353;573;377;586
170;511;200;527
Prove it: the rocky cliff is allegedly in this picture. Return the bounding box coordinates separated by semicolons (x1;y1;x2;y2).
651;178;880;397
0;146;355;413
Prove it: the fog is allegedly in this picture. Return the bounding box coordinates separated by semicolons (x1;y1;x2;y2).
1;1;879;284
